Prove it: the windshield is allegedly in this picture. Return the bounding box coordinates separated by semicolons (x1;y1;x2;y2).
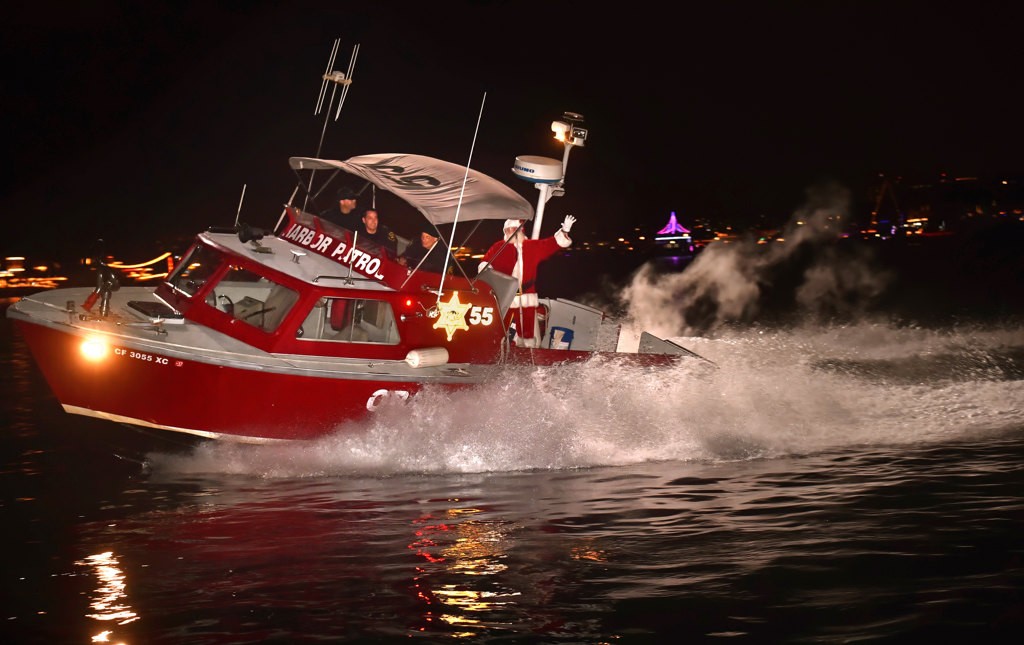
204;264;299;332
167;243;222;297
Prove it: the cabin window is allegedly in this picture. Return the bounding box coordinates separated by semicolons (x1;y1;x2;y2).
168;244;222;297
205;264;299;332
298;296;400;344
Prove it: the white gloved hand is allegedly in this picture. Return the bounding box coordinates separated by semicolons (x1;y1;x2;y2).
561;214;576;233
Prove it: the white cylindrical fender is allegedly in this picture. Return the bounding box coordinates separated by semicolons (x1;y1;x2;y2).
405;347;449;368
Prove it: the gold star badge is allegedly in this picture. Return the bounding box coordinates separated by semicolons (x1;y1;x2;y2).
432;291;471;341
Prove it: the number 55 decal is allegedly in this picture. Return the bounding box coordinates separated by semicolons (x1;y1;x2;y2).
468;306;494;325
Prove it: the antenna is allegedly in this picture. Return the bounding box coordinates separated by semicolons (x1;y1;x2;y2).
313;40;359;159
315;39;340;116
234;184;247;228
304;40;359;216
334;43;359;121
432;92;487;303
274;185;301;234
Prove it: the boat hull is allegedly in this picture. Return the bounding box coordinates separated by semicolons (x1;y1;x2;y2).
12;319;463;443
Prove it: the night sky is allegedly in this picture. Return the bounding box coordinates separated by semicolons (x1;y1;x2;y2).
4;1;1022;259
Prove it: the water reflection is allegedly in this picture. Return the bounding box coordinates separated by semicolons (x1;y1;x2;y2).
76;551;138;644
570;541;609;563
410;506;520;637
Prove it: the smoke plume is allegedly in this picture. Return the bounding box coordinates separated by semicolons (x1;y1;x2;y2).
620;182;892;336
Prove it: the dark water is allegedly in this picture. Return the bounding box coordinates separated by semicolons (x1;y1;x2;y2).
4;275;1024;643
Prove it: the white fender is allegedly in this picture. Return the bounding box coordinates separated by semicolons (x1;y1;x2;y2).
405;347;449;368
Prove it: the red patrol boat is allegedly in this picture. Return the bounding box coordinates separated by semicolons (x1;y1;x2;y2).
8;51;708;443
8;149;705;443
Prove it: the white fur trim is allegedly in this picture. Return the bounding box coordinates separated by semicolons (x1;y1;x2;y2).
555;229;571;248
511;292;538;309
516;335;539;348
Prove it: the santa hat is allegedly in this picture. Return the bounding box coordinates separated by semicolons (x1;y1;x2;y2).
503;219;522;232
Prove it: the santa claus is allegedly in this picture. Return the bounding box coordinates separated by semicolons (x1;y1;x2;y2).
478;215;576;347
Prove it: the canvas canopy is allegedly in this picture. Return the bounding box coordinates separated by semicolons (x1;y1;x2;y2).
290;154;534;226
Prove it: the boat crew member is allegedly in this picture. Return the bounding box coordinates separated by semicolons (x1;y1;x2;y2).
355;208;398;259
322;186;360;228
399;223;452;274
478;215;576;347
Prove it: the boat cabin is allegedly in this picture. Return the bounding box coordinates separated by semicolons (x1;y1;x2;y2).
153;208;508;365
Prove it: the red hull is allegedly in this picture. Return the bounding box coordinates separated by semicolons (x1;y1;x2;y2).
15;321;441;442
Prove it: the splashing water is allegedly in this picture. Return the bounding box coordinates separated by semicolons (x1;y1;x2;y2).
150;183;1023;478
149;320;1024;478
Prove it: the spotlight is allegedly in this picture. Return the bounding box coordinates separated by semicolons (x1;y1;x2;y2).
551;120;570;142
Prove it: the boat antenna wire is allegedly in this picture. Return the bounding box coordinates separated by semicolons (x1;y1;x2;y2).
434;92;486;304
334;43;359;121
314;38;340;118
233;184;247;228
274;185;301;233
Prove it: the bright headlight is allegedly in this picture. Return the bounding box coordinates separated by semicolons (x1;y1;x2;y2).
80;336;110;362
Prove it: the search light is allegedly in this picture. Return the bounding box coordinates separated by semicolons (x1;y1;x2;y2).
80;336;110;362
551;120;570;142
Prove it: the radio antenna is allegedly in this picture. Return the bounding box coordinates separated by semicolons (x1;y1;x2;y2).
313;39;359;159
434;92;486;303
234;184;247;227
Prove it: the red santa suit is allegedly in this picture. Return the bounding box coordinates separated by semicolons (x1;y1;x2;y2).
479;218;573;347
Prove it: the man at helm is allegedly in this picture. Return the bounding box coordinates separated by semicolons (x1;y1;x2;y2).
478;215;576;347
